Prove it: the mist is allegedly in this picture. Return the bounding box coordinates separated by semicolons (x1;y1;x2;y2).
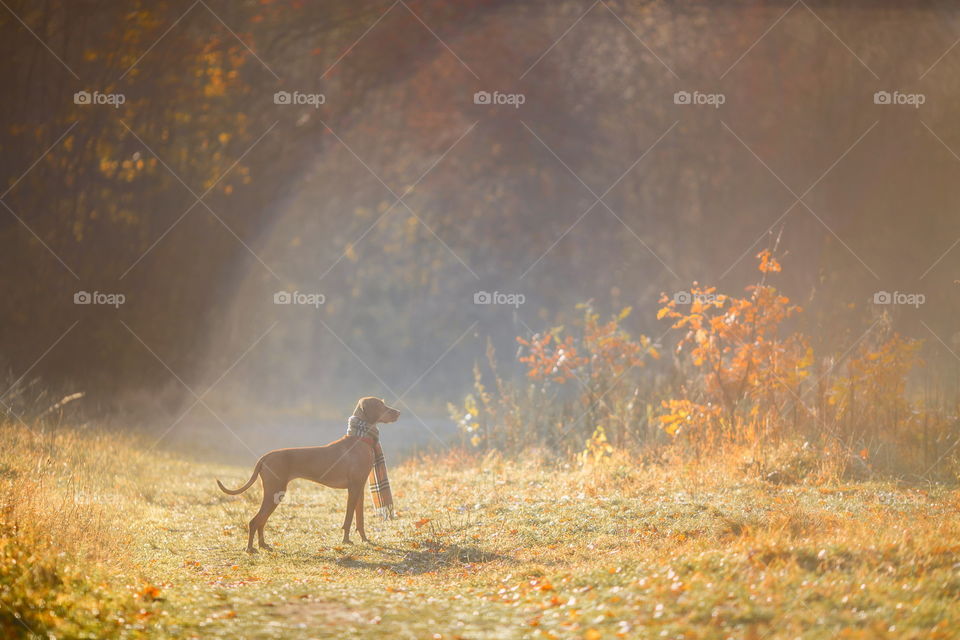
3;1;960;463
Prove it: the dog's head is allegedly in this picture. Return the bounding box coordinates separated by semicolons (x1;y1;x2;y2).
354;397;401;424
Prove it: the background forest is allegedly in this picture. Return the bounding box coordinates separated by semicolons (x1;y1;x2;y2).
3;0;960;465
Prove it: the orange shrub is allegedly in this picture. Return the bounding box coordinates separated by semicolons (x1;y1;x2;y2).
451;305;659;454
449;250;957;479
657;250;810;444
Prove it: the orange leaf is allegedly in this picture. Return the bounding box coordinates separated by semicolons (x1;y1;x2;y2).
138;585;162;600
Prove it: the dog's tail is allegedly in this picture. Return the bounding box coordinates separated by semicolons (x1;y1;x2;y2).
216;457;264;495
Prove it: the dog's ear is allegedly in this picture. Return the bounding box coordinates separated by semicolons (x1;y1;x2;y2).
353;398;367;420
356;397;385;422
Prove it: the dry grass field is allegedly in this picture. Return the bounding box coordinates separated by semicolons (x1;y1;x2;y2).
2;423;959;639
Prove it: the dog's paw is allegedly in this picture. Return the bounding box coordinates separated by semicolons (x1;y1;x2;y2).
246;547;258;554
259;543;273;551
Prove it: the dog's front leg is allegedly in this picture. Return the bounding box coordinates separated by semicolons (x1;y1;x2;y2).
355;488;368;542
341;484;361;544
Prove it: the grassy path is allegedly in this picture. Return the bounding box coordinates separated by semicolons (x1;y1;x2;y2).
3;427;960;638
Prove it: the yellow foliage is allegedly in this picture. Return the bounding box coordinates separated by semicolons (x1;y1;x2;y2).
578;425;614;465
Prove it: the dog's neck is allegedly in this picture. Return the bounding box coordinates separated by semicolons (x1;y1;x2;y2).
347;415;379;441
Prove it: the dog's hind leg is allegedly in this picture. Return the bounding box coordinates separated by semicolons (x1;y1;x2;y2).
247;482;286;553
355;487;368;542
341;483;361;544
246;510;260;553
259;482;287;550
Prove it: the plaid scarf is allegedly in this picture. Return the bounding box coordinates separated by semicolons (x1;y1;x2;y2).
347;416;394;520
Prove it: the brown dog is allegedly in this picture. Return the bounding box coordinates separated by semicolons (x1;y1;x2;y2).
216;397;400;552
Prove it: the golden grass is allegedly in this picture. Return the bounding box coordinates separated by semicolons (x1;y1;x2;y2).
1;423;959;639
